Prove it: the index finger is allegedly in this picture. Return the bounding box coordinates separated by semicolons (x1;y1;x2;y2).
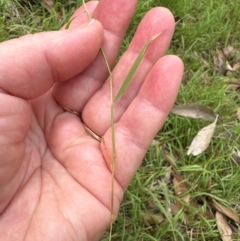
52;0;138;112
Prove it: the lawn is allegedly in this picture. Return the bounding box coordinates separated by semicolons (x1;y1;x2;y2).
1;0;240;240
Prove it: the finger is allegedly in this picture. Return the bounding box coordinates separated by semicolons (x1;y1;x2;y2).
0;20;103;99
83;7;175;136
46;112;123;216
101;55;184;189
52;0;138;112
61;1;98;30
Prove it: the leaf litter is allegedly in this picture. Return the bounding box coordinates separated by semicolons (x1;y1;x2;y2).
171;104;217;121
237;108;240;120
216;211;233;241
213;46;240;94
212;199;240;224
147;93;237;238
231;147;240;165
172;172;190;204
41;0;55;12
143;46;240;240
141;161;240;240
187;115;218;156
213;47;238;73
213;50;230;72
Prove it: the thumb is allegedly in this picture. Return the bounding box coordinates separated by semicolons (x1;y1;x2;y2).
0;19;103;99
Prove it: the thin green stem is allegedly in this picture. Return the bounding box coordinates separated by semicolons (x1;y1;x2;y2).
82;1;116;240
82;0;91;20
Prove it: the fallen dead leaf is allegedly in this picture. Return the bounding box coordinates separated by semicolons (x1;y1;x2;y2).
212;199;240;224
226;62;240;76
187;115;218;156
164;166;172;184
143;198;167;225
172;173;190;204
171;104;217;121
226;61;234;71
223;46;234;59
233;62;240;72
226;79;240;85
213;49;235;73
232;152;240;165
187;229;194;239
214;51;226;71
230;147;240;165
227;84;240;91
216;211;233;241
151;139;161;146
41;0;55;12
142;211;164;226
169;203;181;216
237;108;240;120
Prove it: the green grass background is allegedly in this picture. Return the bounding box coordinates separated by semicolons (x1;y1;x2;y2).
1;0;240;240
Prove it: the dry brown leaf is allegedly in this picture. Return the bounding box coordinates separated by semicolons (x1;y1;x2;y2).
142;211;164;226
226;79;240;85
169;203;181;215
237;108;240;119
41;0;55;12
231;147;240;165
164;166;172;184
226;61;234;71
216;211;233;241
227;84;240;91
233;62;240;72
187;115;218;156
213;49;235;72
213;199;240;224
223;46;234;59
151;139;161;146
232;152;240;165
164;152;178;170
172;173;190;204
171;104;217;121
214;51;226;70
226;65;239;75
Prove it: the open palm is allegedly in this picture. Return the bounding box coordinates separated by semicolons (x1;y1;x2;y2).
0;1;183;240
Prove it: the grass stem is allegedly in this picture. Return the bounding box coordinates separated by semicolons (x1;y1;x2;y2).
82;1;116;239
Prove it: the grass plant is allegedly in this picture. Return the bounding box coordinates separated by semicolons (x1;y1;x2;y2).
1;0;240;240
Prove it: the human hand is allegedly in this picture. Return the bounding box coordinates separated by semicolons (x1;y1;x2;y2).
0;0;183;240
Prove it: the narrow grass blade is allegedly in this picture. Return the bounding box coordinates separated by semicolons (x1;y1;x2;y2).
113;33;161;103
65;16;77;29
82;2;116;240
82;0;91;20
